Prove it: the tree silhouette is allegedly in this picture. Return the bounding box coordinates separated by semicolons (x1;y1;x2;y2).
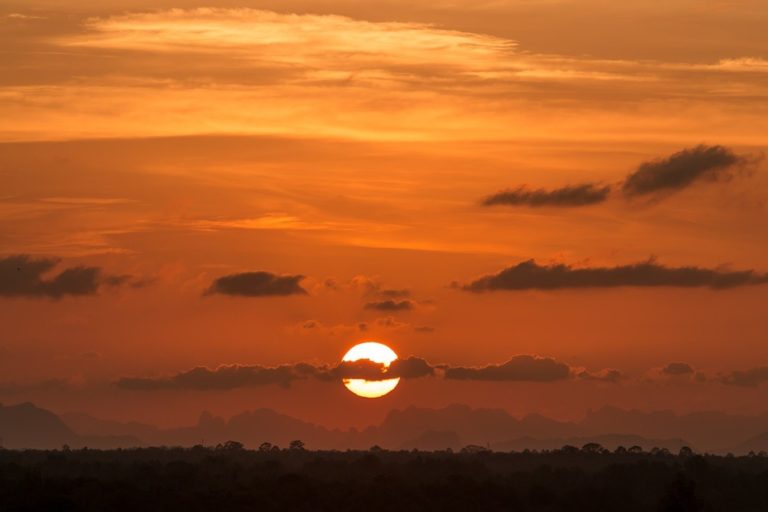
0;447;766;510
222;440;244;451
582;442;607;454
289;439;306;451
460;444;489;454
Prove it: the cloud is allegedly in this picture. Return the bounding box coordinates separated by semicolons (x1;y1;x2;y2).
321;359;391;381
118;356;435;390
389;356;435;379
118;352;660;391
577;368;626;383
661;362;695;376
443;355;571;382
378;288;411;299
346;275;411;299
462;259;768;292
622;145;745;198
482;184;611;207
206;271;306;297
0;254;129;299
364;299;414;311
719;367;768;387
67;8;515;74
293;318;403;337
117;364;318;391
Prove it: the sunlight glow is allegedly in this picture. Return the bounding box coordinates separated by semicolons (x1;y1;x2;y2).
342;342;399;398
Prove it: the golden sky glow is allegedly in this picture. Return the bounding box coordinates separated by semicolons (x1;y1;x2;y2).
1;0;767;429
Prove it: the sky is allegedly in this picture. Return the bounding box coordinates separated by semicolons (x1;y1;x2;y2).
0;0;767;430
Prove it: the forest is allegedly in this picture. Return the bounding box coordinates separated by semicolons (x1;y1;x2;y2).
2;444;768;511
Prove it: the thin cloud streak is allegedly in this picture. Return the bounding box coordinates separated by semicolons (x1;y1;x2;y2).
482;184;611;207
462;259;768;292
622;145;745;198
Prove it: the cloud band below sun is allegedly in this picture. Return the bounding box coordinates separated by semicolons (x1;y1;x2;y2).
112;355;768;392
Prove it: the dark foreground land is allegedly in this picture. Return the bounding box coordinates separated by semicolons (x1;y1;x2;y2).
2;446;768;511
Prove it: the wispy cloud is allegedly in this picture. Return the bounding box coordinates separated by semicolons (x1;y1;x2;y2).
66;8;516;76
462;259;768;292
482;184;611;207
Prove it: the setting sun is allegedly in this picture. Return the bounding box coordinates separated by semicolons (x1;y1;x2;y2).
341;342;399;398
0;1;767;508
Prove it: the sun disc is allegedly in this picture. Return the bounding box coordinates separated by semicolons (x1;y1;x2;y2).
342;341;399;398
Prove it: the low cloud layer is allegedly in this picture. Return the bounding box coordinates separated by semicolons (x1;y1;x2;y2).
118;364;319;391
577;368;625;383
443;355;571;382
116;354;596;391
364;300;414;312
0;255;127;299
719;367;768;387
462;259;768;292
112;357;768;392
117;356;436;391
661;362;695;376
482;184;611;207
206;271;306;297
622;145;744;197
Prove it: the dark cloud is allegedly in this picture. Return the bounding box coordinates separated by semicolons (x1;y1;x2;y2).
118;357;435;391
462;259;768;292
378;288;411;299
118;353;656;391
444;355;571;382
364;299;414;311
117;364;318;391
374;316;407;329
482;184;611;207
323;359;390;381
0;254;128;298
719;367;768;387
414;326;435;333
577;369;625;383
622;145;745;197
662;362;695;376
389;356;435;378
206;271;306;297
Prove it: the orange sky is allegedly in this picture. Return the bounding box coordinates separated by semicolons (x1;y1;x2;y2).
1;0;767;429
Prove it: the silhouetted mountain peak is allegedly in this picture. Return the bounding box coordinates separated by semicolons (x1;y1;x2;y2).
0;402;76;449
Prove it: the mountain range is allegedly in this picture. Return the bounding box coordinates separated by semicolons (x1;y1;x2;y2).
3;402;768;454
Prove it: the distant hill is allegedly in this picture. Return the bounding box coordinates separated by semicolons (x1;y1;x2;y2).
0;402;138;449
582;406;768;452
734;431;768;454
375;404;583;447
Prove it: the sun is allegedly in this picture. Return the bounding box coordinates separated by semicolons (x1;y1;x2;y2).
342;341;399;398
